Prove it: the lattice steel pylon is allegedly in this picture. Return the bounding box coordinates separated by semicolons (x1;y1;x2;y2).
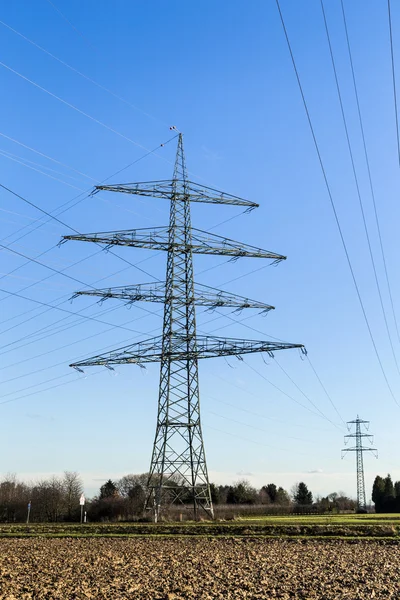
63;134;304;521
341;416;377;512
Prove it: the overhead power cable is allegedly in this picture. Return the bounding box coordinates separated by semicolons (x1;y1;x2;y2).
244;358;336;425
273;356;343;430
0;148;87;185
0;368;101;407
0;252;337;430
202;423;319;458
1;213;339;431
0;142;177;296
0;134;175;250
388;0;400;166
0;232;264;361
0;252;146;329
44;0;100;52
0;17;169;129
275;0;400;409
341;0;400;347
0;237;341;431
206;410;315;444
0;60;159;155
0;130;95;182
0;252;161;339
321;0;400;376
305;355;345;425
0;149;83;190
205;390;333;433
0;286;149;336
201;305;345;426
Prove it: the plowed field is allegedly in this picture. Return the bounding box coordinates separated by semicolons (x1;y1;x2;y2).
0;538;398;599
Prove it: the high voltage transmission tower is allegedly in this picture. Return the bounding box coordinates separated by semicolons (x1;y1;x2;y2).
63;134;304;521
342;416;377;512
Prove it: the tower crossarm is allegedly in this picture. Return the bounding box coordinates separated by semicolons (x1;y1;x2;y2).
341;446;378;453
62;227;286;262
70;334;304;369
94;180;258;209
344;433;373;440
72;282;275;312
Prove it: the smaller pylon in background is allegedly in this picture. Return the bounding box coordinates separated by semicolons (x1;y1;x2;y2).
342;416;377;512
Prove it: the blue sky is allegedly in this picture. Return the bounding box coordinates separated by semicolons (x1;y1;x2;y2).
0;0;399;500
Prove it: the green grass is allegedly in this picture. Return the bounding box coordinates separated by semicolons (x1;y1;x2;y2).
235;513;400;525
0;513;399;539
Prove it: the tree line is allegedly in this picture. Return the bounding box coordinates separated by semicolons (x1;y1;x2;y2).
0;472;83;522
372;474;400;513
0;472;357;522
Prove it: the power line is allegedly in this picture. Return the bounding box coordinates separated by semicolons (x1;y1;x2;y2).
0;290;341;435
305;355;346;425
0;147;87;184
0;266;272;376
0;60;159;154
0;147;338;439
320;0;400;375
1;245;265;365
0;254;145;329
0;149;83;190
275;0;400;408
0;162;168;305
204;390;333;433
1;218;341;432
388;0;400;166
0;368;101;407
273;356;343;431
0;134;176;254
0;17;169;130
206;410;316;444
0;130;95;181
321;0;400;377
0;285;150;337
203;422;316;458
244;358;335;424
43;0;100;53
341;0;400;347
0;251;161;338
203;310;345;429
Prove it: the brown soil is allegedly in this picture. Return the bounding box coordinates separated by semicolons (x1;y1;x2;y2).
0;538;398;599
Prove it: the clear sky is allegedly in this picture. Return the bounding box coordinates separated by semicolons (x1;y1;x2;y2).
0;0;399;501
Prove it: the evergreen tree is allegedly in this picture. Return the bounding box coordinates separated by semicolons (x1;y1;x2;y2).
384;474;395;498
372;475;388;513
293;482;313;505
265;483;278;503
99;479;118;499
394;481;400;498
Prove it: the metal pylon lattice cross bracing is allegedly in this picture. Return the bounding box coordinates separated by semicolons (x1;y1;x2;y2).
63;134;304;521
148;135;210;519
342;416;377;512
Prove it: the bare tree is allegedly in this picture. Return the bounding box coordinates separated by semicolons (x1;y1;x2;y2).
62;472;83;521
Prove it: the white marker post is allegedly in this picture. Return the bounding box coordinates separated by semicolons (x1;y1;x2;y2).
79;494;85;524
26;501;31;524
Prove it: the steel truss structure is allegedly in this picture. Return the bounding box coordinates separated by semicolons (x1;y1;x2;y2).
342;416;377;511
63;134;304;521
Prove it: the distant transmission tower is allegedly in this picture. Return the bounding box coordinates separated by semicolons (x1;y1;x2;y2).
63;134;304;521
342;416;377;512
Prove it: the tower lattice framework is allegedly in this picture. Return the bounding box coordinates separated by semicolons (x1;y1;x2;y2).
63;134;304;521
342;416;377;511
